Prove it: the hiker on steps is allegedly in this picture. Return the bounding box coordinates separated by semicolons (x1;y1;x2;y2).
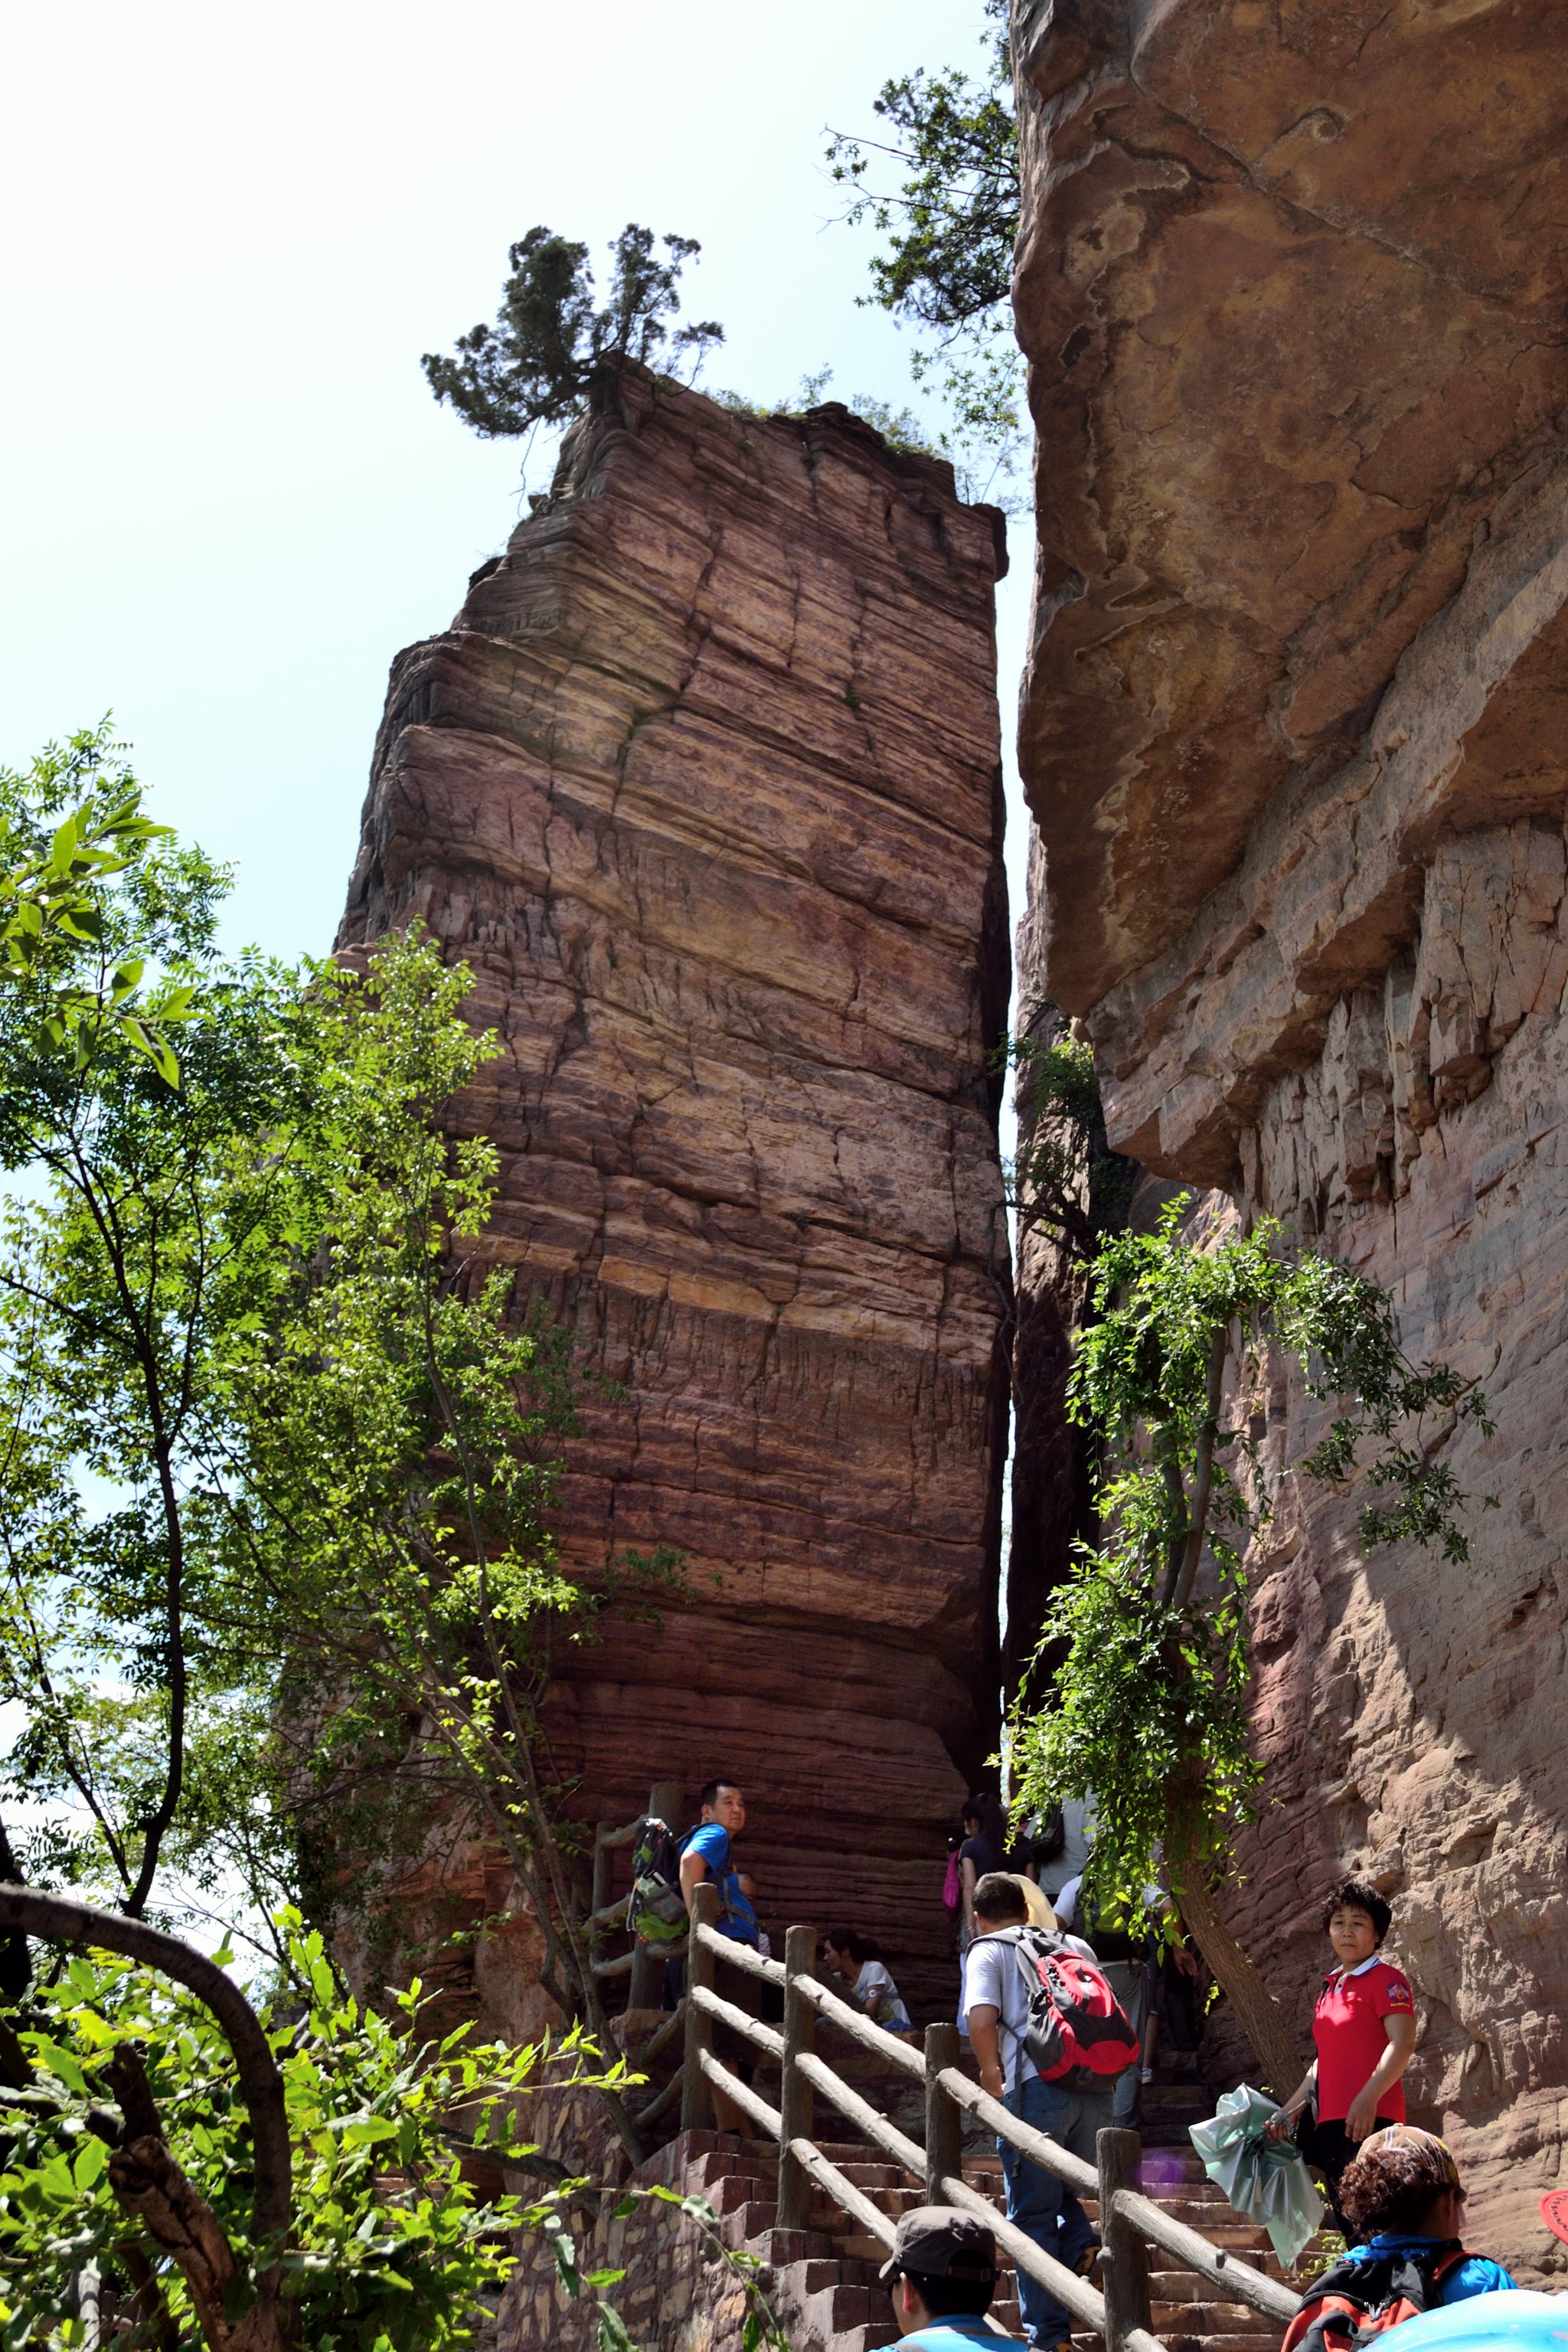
957;1793;1011;1955
878;2207;1025;2347
822;1927;914;2034
1280;2126;1513;2352
1267;1880;1417;2234
965;1871;1138;2352
674;1775;761;2135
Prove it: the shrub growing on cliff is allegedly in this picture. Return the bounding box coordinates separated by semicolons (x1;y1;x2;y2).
1009;1198;1495;2096
825;0;1024;499
422;224;724;445
1002;1025;1138;1268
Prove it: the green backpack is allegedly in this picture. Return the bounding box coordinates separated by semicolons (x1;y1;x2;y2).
629;1817;689;1948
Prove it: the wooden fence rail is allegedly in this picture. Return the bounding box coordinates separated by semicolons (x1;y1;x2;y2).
683;1883;1302;2352
586;1809;1304;2352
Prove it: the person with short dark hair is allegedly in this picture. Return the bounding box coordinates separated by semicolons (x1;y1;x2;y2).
962;1872;1102;2352
672;1777;758;2134
1269;1879;1417;2233
822;1928;913;2033
877;2205;1024;2346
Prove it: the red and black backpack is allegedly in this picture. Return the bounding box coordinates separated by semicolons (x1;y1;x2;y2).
974;1926;1140;2086
1280;2245;1472;2352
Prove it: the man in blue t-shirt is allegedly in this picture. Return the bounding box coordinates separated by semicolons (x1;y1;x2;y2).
877;2207;1024;2347
678;1778;757;1945
676;1776;759;2135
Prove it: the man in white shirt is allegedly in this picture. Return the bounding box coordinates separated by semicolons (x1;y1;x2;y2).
963;1872;1109;2352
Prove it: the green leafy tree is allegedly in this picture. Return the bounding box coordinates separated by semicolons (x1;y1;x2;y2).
1009;1199;1494;2095
0;724;199;1088
0;1896;619;2350
422;224;724;447
0;743;675;2164
0;727;305;1922
825;0;1024;501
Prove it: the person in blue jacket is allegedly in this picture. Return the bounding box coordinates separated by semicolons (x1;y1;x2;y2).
1338;2125;1515;2304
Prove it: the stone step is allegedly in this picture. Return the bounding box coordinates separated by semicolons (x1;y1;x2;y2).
1149;2263;1275;2301
806;2279;889;2338
721;2200;778;2249
1152;2301;1288;2336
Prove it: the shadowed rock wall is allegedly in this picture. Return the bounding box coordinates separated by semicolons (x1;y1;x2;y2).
1011;0;1568;2270
338;372;1011;2014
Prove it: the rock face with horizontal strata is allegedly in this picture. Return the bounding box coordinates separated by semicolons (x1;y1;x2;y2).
338;372;1011;2015
1011;0;1568;2271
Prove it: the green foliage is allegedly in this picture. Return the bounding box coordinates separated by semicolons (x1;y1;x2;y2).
825;0;1025;502
1001;1027;1138;1266
422;224;724;446
0;1916;612;2349
0;723;211;1089
0;746;681;2100
714;370;940;462
0;732;309;1919
1011;1197;1495;1915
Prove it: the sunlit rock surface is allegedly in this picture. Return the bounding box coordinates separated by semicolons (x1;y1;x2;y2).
338;371;1011;2013
1012;0;1568;2269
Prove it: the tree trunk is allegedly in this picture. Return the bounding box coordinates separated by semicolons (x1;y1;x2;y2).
109;2132;292;2352
1169;1824;1302;2102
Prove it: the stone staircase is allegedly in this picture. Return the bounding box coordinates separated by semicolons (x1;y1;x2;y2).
666;2067;1320;2352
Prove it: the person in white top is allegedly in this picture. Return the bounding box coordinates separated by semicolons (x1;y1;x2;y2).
962;1872;1104;2352
1033;1795;1097;1904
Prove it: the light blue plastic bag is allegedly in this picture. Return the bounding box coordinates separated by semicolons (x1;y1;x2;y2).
1189;2082;1326;2269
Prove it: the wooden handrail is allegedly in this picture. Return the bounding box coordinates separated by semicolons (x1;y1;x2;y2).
629;1998;687;2068
587;1890;631;1935
635;1884;1299;2352
595;1818;642;1852
939;2170;1124;2341
590;1949;635;1978
629;2067;686;2128
690;1982;786;2060
793;1972;926;2077
697;2048;782;2138
1111;2187;1300;2324
935;2063;1099;2193
795;2050;924;2176
788;2136;896;2252
692;1920;785;1986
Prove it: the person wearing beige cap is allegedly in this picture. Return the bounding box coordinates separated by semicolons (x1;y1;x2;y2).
877;2206;1024;2347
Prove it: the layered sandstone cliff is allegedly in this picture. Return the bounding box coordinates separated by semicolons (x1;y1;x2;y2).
1011;0;1568;2269
338;372;1011;2013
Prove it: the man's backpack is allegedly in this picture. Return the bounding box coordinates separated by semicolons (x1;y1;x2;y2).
978;1926;1139;2086
1031;1803;1067;1869
628;1816;688;1948
1280;2245;1472;2352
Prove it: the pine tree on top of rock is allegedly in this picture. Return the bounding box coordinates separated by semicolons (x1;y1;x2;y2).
421;224;724;439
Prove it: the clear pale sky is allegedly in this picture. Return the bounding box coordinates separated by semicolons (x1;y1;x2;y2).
1;0;1031;968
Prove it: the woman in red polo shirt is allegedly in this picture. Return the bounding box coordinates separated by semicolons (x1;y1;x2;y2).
1270;1879;1417;2232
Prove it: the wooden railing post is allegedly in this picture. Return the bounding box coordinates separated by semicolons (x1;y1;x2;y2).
590;1830;612;1925
924;2023;963;2208
1098;2126;1152;2352
629;1779;683;2011
778;1924;816;2231
681;1881;719;2132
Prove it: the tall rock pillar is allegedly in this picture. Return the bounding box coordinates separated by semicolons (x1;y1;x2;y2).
338;373;1011;2011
